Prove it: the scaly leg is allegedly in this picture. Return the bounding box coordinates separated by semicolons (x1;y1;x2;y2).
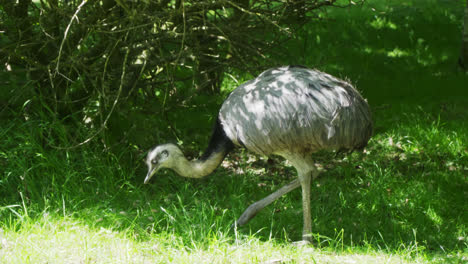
233;179;300;227
298;170;312;242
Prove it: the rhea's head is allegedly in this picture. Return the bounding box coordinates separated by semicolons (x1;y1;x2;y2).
144;143;184;184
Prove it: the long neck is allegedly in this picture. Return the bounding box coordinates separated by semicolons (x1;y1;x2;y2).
173;150;228;178
174;116;234;178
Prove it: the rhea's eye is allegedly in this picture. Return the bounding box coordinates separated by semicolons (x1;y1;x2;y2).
151;159;158;165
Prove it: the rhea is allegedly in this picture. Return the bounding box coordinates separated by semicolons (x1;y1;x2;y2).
145;65;372;242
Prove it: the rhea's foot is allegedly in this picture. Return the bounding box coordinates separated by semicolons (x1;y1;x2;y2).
292;234;313;247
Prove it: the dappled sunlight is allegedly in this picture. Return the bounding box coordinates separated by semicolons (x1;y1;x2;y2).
386;47;410;58
288;0;466;104
370;16;398;30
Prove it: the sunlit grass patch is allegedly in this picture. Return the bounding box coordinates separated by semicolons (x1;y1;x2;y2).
0;216;435;264
0;216;141;263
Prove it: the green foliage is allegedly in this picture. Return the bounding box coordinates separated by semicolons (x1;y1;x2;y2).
1;0;356;151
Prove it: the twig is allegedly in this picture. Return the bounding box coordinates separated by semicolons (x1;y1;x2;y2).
175;0;186;65
224;0;292;35
55;0;87;76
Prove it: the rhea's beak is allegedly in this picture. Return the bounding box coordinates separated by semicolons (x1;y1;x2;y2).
144;166;159;184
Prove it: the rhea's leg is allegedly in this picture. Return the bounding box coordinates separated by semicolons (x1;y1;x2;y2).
298;171;312;242
233;179;300;227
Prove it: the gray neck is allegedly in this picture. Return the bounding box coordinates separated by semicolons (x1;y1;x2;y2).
173;151;226;178
173;116;234;178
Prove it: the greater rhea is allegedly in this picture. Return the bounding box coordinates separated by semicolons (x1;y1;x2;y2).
145;65;372;242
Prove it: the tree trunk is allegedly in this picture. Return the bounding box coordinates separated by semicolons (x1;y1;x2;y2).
460;0;468;70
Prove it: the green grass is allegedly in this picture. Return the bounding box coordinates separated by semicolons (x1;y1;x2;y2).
1;101;466;263
0;216;430;264
1;0;468;263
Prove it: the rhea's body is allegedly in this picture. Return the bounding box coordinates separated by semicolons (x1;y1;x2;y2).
145;65;372;242
219;66;371;156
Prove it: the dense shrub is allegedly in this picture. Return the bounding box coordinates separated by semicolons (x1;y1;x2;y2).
0;0;361;149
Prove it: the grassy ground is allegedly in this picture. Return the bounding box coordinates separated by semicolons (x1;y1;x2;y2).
0;217;429;264
3;99;466;263
1;0;467;263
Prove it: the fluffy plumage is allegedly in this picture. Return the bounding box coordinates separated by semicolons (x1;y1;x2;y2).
219;66;372;155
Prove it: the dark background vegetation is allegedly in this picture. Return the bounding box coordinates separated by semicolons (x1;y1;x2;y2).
1;0;467;260
1;0;361;151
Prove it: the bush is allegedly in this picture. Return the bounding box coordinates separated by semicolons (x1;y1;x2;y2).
0;0;362;149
